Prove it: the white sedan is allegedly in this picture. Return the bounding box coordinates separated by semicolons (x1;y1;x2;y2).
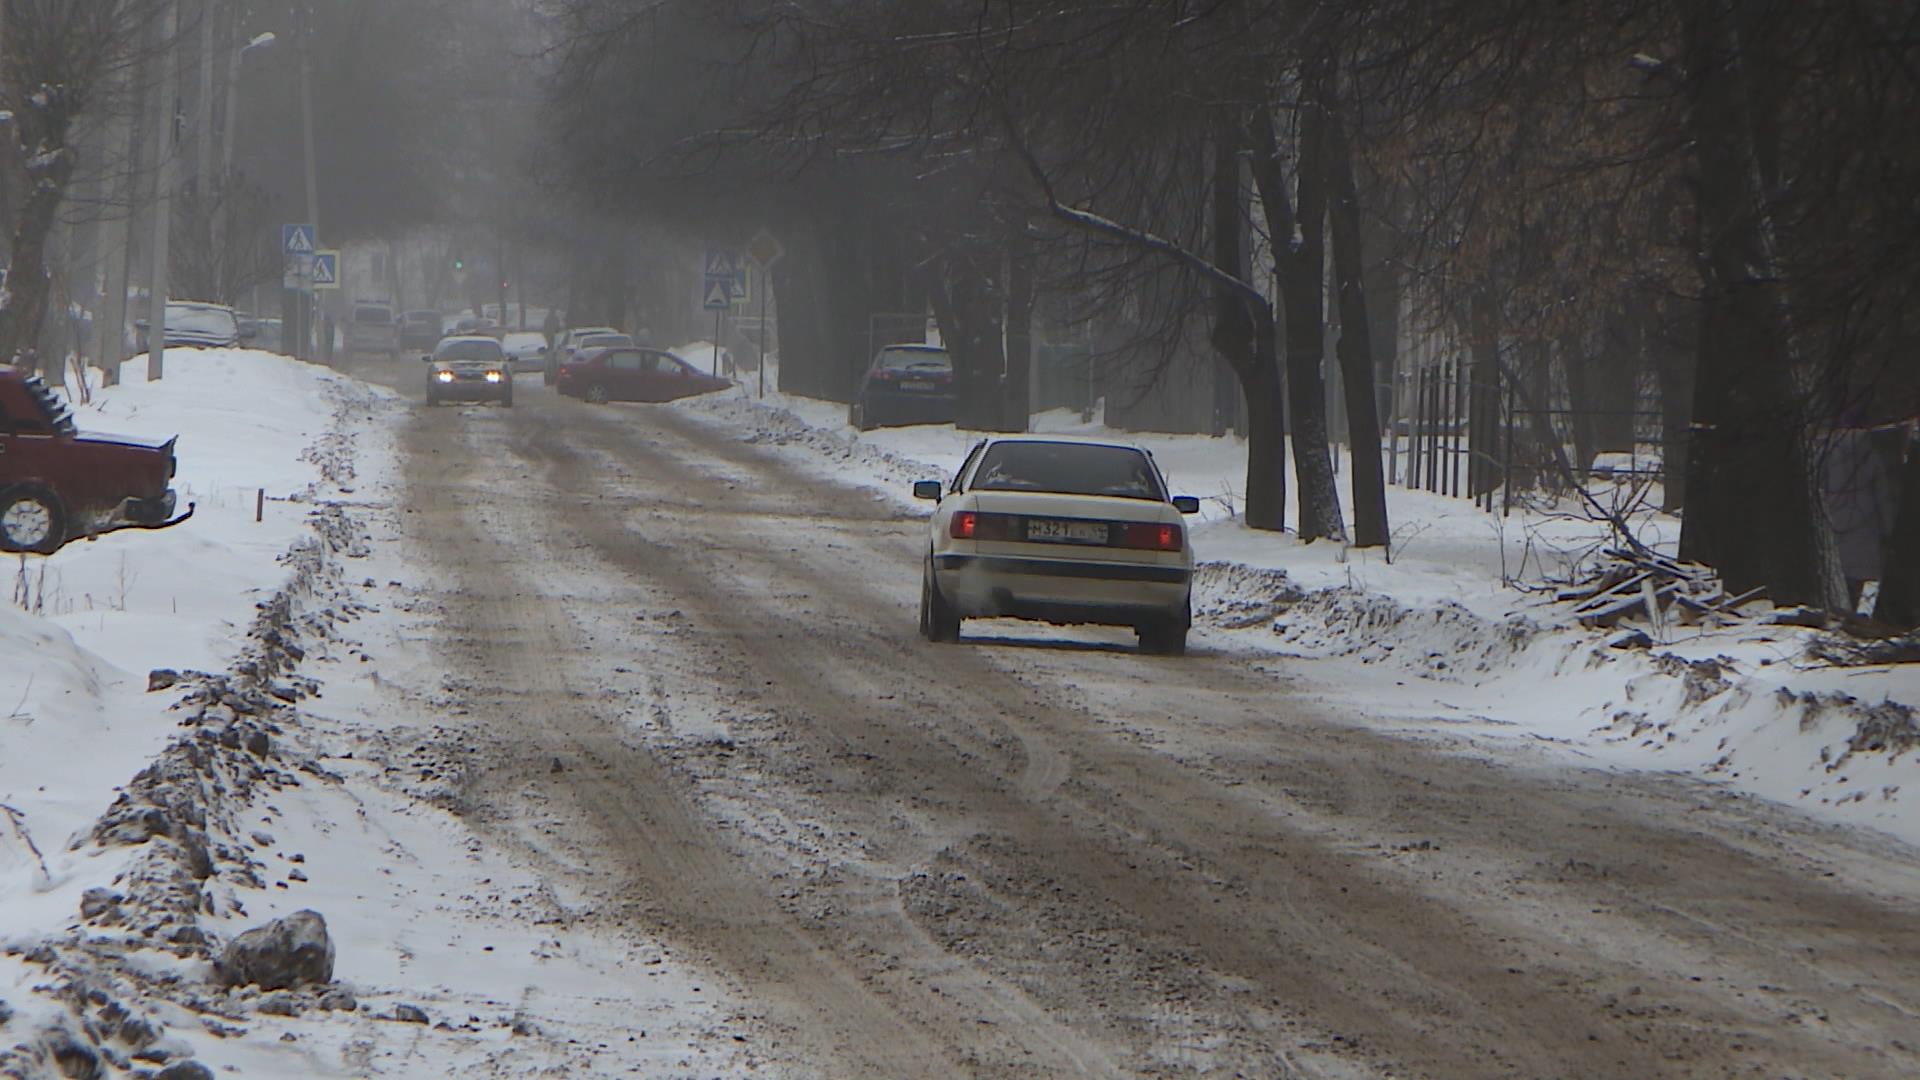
914;435;1199;654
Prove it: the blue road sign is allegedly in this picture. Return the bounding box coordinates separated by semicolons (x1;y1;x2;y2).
310;250;339;289
704;247;740;277
702;277;733;310
282;223;316;256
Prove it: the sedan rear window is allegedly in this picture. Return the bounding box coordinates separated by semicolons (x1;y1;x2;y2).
970;441;1165;500
353;305;394;324
434;339;505;362
876;347;950;373
166;304;237;337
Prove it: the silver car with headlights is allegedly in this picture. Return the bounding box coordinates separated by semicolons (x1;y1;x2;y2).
423;335;513;406
913;435;1199;654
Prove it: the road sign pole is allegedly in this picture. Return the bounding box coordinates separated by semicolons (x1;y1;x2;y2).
712;308;722;377
746;232;784;400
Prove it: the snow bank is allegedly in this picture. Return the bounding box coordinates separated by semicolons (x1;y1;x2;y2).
4;348;755;1077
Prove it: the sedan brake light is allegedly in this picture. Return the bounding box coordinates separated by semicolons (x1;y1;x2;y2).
950;511;1021;541
1121;522;1183;552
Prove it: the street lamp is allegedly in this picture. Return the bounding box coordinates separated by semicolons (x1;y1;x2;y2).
221;31;276;184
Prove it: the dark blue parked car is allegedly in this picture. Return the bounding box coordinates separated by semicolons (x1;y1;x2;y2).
848;344;955;431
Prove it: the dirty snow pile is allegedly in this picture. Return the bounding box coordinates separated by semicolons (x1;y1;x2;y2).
674;356;1920;848
0;351;747;1078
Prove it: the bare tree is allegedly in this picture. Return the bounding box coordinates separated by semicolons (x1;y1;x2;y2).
0;0;166;371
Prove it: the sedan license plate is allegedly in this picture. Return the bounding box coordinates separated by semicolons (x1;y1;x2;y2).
900;380;935;391
1026;518;1108;544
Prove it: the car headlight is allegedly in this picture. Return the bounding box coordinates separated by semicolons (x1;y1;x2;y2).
485;371;502;383
436;370;454;382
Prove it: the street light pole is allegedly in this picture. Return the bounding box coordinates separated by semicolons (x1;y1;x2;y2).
218;24;273;301
148;0;179;382
297;3;320;360
222;30;274;182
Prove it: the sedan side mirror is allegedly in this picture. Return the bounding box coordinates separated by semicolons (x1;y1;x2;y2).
421;355;435;364
912;480;943;501
1171;495;1200;514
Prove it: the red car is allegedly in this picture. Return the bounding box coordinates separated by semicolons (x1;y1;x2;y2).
0;366;191;554
556;346;732;404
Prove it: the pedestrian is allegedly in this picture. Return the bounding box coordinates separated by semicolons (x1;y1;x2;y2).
542;308;560;351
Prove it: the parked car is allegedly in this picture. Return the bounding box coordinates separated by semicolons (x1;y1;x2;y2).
498;331;548;372
543;326;622;385
252;316;285;351
133;301;249;352
423;336;513;406
347;301;400;359
849;343;955;430
399;309;443;352
912;435;1199;653
0;366;191;554
556;346;731;404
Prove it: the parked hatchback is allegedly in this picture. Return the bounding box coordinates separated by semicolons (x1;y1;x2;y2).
849;343;955;430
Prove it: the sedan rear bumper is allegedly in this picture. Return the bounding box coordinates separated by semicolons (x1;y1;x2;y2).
933;553;1189;626
860;390;957;426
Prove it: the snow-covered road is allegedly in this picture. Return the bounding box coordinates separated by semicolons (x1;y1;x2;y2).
3;350;1918;1078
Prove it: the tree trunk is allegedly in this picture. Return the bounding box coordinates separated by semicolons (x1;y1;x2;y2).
1562;334;1597;481
1465;294;1502;499
1243;322;1288;532
1652;295;1695;511
929;245;1010;432
1872;433;1920;628
771;227;827;395
1677;0;1842;608
1210;107;1285;531
1326;107;1388;547
1001;225;1034;431
1249;93;1345;542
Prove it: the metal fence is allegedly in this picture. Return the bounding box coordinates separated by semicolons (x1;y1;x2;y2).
1379;359;1666;515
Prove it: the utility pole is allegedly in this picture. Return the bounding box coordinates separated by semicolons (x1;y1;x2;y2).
148;0;180;382
194;0;214;191
298;2;321;362
98;99;134;388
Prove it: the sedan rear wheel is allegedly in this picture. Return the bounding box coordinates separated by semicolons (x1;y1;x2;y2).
920;566;961;643
585;384;610;405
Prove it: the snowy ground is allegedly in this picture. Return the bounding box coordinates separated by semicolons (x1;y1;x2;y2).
3;342;1913;1076
671;346;1920;848
1;351;750;1077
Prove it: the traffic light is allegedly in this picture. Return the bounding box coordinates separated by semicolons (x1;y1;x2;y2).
452;256;464;271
